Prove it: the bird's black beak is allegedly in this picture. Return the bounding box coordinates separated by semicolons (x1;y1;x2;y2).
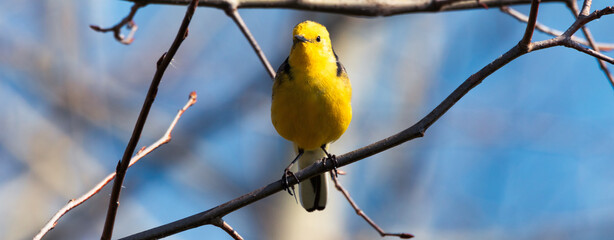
294;35;309;43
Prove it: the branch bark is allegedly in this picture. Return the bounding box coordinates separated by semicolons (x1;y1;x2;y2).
125;0;567;16
100;0;200;239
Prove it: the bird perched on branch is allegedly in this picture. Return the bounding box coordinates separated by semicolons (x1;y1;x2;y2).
271;20;352;212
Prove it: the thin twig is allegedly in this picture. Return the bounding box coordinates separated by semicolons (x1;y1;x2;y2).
577;27;614;88
330;173;414;239
500;6;614;51
123;0;568;16
580;0;592;17
211;218;244;240
90;2;146;44
529;5;614;64
34;92;197;240
225;6;276;79
559;38;614;64
563;5;614;37
519;0;540;47
100;0;200;239
500;0;614;87
565;0;614;89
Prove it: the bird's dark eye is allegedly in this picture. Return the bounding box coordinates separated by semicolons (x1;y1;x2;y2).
316;36;321;42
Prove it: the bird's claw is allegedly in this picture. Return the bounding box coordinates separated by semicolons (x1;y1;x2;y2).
281;169;299;201
324;154;339;178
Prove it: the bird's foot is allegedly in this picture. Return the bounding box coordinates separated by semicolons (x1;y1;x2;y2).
281;168;299;202
324;154;339;178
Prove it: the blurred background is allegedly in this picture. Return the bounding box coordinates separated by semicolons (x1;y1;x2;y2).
2;1;614;239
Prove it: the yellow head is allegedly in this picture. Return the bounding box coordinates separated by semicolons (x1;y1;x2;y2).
289;21;335;67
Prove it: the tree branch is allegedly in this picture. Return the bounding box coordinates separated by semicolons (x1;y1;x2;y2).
34;92;197;240
211;218;244;240
330;174;414;239
125;0;567;16
559;38;614;64
565;0;614;88
519;0;540;47
90;2;146;44
503;2;614;85
500;6;614;51
563;4;614;37
100;0;200;239
224;6;276;79
530;5;614;64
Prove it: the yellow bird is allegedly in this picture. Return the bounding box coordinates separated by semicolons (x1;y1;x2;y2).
271;20;352;212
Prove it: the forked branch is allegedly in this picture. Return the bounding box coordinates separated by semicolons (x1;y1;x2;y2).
34;92;197;240
565;0;614;88
90;2;146;44
500;6;614;51
502;2;614;87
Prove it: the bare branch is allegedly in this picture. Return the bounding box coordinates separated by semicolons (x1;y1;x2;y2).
565;1;614;89
211;218;244;240
500;6;614;51
520;0;541;47
531;38;614;64
503;2;614;85
100;0;200;239
90;2;145;44
580;0;592;17
125;0;567;16
34;92;197;240
330;174;414;239
564;5;614;37
576;29;614;88
529;5;614;64
225;7;276;79
559;38;614;64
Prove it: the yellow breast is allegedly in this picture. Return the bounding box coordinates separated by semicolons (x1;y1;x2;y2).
271;56;352;150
